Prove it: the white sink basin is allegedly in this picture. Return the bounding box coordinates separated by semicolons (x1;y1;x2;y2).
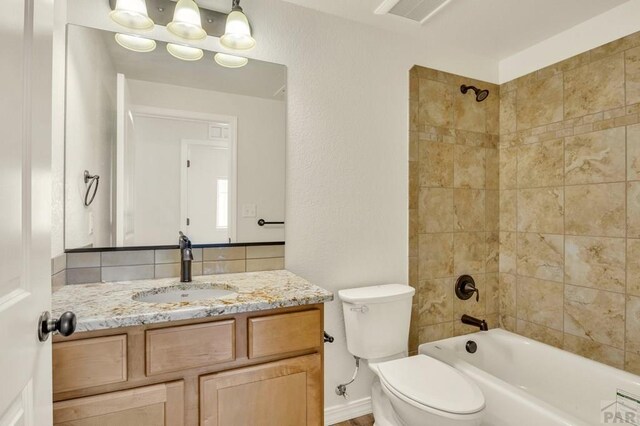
133;284;237;303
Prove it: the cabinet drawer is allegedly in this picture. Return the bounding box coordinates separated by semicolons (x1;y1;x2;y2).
146;320;235;375
53;381;184;426
248;310;321;359
53;335;127;393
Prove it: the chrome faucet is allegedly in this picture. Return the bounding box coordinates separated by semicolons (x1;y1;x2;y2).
179;231;193;283
461;314;488;331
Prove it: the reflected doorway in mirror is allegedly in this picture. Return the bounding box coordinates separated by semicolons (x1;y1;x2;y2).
181;133;237;244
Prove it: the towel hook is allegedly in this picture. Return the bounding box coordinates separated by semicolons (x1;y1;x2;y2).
83;170;100;207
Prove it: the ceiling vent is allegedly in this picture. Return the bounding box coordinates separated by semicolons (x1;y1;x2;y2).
375;0;453;24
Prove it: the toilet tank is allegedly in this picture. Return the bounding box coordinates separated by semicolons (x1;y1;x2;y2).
339;284;415;360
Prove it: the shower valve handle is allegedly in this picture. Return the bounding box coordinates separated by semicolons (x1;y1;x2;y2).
455;275;480;302
471;286;479;302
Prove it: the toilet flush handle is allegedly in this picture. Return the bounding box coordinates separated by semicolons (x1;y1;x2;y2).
350;305;369;313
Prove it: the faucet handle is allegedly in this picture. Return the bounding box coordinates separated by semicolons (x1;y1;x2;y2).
470;284;479;302
179;231;191;249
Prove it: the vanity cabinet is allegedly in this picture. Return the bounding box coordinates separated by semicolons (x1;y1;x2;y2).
52;305;324;426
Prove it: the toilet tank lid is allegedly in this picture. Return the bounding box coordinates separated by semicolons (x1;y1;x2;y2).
338;284;415;304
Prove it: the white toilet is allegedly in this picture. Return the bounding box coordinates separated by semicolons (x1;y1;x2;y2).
339;284;485;426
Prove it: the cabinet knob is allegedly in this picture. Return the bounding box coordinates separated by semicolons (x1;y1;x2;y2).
38;311;77;342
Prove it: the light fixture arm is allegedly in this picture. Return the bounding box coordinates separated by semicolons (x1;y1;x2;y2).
232;0;242;12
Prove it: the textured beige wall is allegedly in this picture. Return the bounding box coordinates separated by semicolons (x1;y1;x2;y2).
498;31;640;374
408;67;499;354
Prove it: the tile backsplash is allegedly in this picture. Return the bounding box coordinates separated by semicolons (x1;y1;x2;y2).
411;30;640;374
408;65;500;354
52;244;284;287
51;253;67;292
498;31;640;373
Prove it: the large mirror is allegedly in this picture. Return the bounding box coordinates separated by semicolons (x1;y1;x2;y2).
64;24;286;250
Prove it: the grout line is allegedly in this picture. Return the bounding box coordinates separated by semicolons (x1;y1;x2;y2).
562;99;567;349
624;121;628;367
514;117;519;333
418;229;631;239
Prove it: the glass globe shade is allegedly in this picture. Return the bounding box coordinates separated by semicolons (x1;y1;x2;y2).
115;33;156;52
214;52;248;68
167;43;204;61
110;0;154;30
167;0;207;40
220;10;256;50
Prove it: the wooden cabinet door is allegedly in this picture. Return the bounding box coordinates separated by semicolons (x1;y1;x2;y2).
200;354;322;426
53;381;184;426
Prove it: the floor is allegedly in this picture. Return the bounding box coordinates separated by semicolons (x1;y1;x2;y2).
332;414;375;426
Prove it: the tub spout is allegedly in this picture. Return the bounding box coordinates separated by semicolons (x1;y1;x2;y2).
461;314;488;331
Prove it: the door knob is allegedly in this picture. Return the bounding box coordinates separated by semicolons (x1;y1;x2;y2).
38;311;76;342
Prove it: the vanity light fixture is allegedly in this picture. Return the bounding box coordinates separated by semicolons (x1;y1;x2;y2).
167;43;204;61
167;0;207;40
214;52;248;68
220;0;256;50
110;0;154;30
115;33;157;52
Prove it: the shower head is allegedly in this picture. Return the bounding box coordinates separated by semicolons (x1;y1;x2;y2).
461;85;489;102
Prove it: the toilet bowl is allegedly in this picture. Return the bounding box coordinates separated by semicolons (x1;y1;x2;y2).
374;355;484;426
338;284;485;426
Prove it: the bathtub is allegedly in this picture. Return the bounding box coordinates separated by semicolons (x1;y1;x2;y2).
419;329;640;426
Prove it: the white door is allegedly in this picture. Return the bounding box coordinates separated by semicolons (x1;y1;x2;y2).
182;140;235;244
0;0;54;425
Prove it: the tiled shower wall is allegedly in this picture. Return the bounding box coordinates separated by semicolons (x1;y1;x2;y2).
498;32;640;373
52;244;284;289
410;30;640;374
408;66;500;353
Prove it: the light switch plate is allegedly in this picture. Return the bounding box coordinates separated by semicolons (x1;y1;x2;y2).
241;204;257;218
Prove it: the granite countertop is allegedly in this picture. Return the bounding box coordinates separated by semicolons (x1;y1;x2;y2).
52;270;333;332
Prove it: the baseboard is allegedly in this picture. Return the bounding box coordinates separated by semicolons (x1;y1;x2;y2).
324;396;373;425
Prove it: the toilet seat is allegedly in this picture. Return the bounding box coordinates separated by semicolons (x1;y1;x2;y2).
377;354;485;415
